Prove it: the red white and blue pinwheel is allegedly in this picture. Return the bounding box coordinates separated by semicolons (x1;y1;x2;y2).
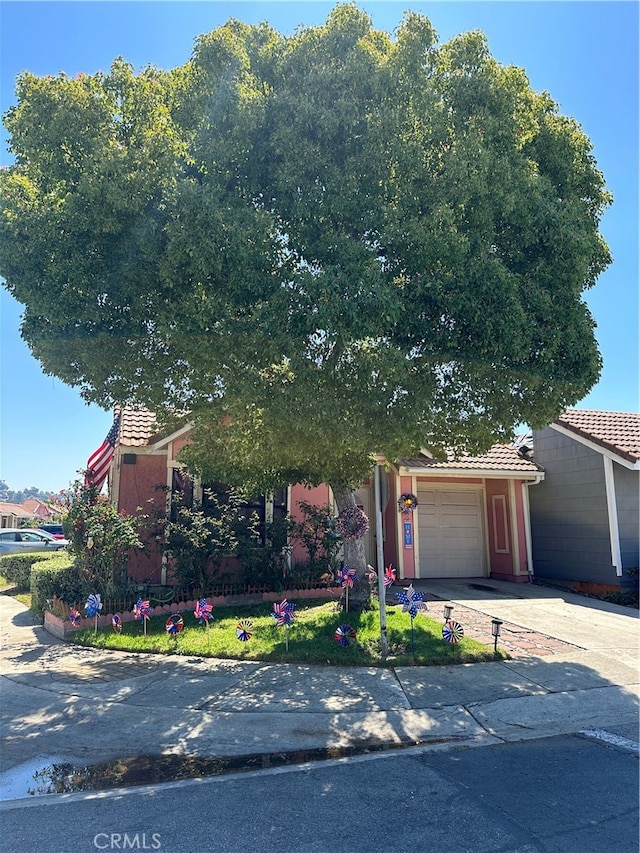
396;584;428;618
384;566;396;588
236;620;253;642
165;613;184;636
272;599;295;650
442;621;465;644
194;598;213;625
272;599;296;626
85;594;102;618
396;584;429;655
334;624;357;647
133;598;151;635
133;598;151;620
336;567;356;589
112;614;122;634
69;608;82;628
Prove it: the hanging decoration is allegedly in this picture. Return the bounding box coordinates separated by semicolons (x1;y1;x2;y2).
112;614;123;634
396;584;429;655
398;494;418;514
334;624;357;648
272;599;296;651
69;607;82;629
85;593;102;634
442;621;465;644
165;613;184;637
383;565;397;588
335;506;369;540
133;598;151;636
236;620;253;642
336;566;357;612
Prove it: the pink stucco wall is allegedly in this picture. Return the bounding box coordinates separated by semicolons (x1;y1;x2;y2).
118;453;168;583
289;483;331;566
398;475;416;579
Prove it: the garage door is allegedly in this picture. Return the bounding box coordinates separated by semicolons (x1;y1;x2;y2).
417;487;485;578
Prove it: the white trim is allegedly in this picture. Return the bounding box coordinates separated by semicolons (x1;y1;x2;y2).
603;456;623;576
150;423;194;450
508;479;521;574
521;482;534;578
550;423;640;471
399;465;544;482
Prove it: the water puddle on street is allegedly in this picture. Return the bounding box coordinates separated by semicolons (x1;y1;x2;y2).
0;739;461;800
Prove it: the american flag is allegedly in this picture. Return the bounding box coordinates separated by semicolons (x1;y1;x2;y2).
85;412;122;491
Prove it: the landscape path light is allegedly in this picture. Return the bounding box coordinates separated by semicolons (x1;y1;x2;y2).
443;604;454;622
491;618;503;652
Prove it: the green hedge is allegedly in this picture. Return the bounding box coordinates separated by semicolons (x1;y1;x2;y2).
0;553;51;589
30;555;83;616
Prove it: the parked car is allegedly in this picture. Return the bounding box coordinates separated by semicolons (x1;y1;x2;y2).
37;524;65;539
0;528;69;556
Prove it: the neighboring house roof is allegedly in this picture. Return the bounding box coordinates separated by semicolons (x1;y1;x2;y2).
399;444;543;477
22;498;52;518
0;501;35;519
553;409;640;466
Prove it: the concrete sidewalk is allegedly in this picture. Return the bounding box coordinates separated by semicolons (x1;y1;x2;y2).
0;580;638;785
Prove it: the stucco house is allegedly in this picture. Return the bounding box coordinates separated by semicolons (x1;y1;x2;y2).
529;410;639;594
107;408;543;586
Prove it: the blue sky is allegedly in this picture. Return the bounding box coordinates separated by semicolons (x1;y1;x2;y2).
0;1;638;492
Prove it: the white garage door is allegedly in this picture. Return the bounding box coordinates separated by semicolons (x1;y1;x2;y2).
417;487;485;578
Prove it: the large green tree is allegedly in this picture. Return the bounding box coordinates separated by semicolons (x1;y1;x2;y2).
0;5;611;608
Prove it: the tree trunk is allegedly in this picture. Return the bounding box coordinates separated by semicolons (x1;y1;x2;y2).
330;483;371;613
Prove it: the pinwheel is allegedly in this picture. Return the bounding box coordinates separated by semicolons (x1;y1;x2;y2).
133;598;151;636
396;585;429;655
334;624;357;648
236;620;253;642
112;614;122;634
383;566;397;588
194;598;213;626
272;599;296;651
442;621;465;644
165;613;184;637
85;593;102;634
69;608;82;629
336;566;357;611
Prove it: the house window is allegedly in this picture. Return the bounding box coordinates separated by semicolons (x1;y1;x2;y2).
170;468;193;521
201;482;288;546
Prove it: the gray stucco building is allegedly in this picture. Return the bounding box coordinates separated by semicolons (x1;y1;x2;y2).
530;410;639;593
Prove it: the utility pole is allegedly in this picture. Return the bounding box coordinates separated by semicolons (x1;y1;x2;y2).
375;463;389;659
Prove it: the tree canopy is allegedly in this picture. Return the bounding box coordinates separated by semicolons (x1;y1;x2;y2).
1;4;611;495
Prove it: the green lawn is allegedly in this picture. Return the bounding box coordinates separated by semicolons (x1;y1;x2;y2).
70;599;504;667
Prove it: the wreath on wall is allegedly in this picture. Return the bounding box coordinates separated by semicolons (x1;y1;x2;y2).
335;506;370;540
398;493;419;514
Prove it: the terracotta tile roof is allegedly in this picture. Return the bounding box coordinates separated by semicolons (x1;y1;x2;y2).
400;443;542;474
0;501;35;518
117;408;159;447
554;409;640;464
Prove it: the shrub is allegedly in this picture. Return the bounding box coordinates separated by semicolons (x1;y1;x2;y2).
289;501;342;578
62;480;142;596
0;553;50;589
30;555;83;616
238;516;293;591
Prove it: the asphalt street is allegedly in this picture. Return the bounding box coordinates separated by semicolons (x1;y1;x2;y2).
0;734;638;853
